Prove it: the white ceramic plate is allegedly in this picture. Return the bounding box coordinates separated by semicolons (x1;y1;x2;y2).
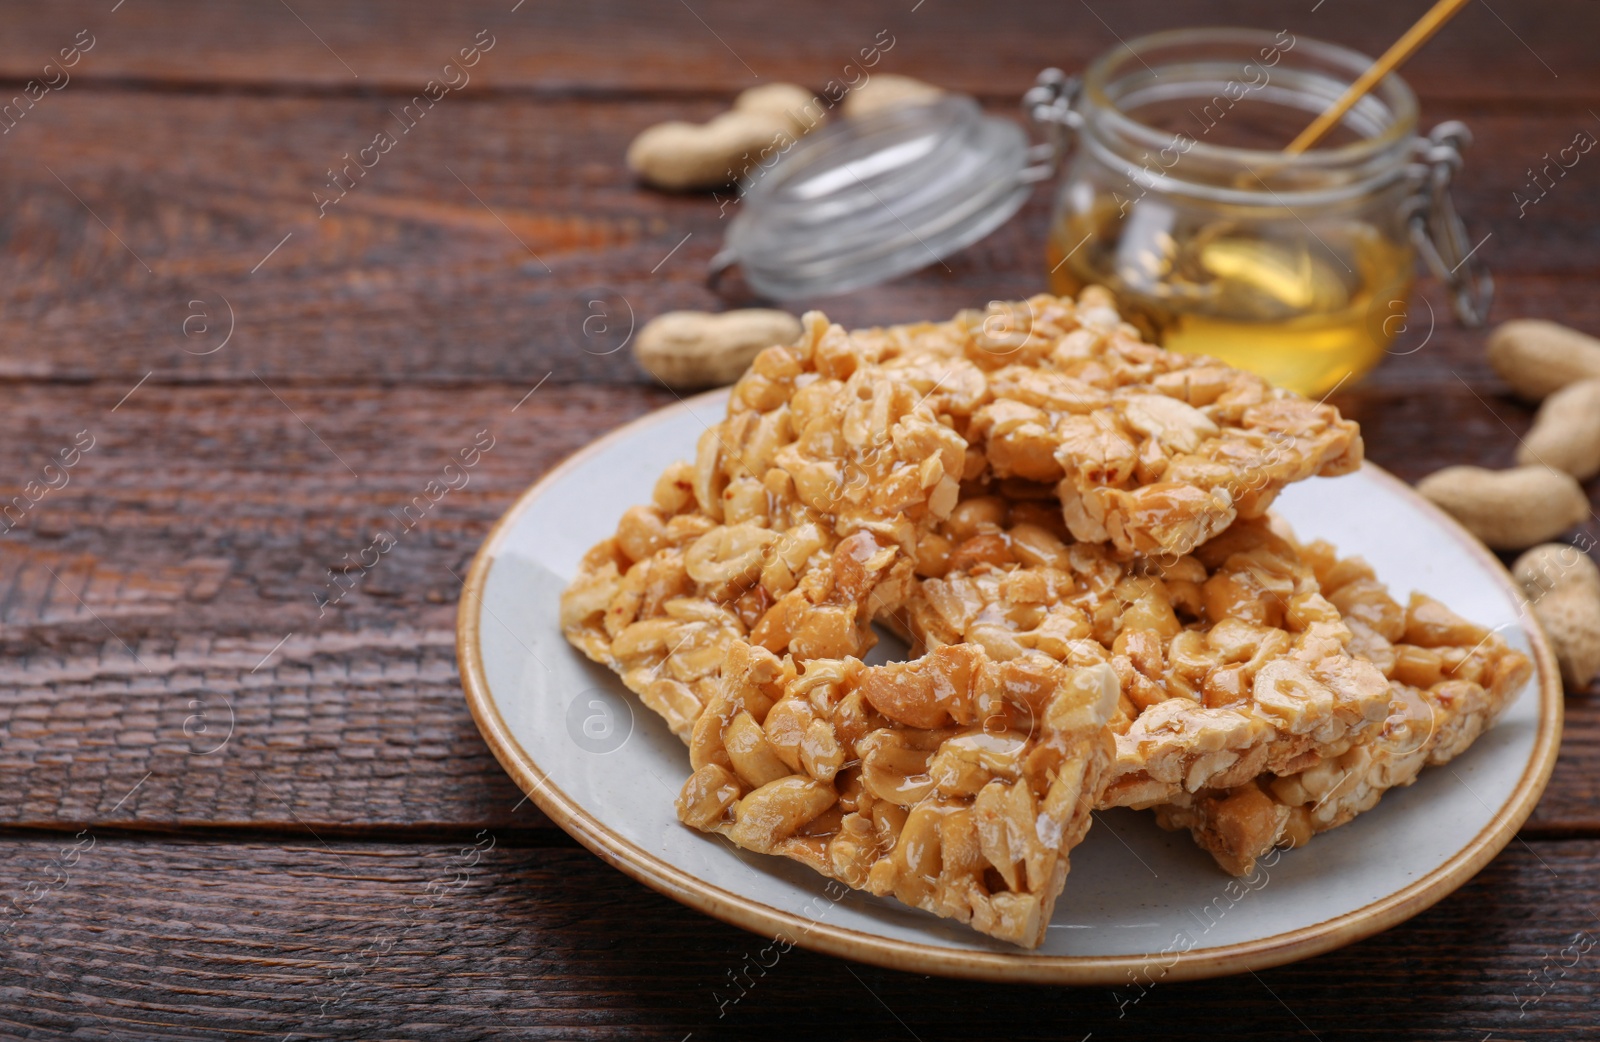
459;389;1561;984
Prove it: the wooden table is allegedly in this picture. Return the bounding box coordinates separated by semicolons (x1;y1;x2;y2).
2;1;1597;1037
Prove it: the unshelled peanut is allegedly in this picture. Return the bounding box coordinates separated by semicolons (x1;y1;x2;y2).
627;83;820;191
1513;543;1600;689
633;309;802;389
1415;465;1589;550
841;74;944;120
1487;319;1600;400
1517;379;1600;480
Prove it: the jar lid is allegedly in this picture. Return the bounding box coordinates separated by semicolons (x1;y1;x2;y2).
710;95;1037;300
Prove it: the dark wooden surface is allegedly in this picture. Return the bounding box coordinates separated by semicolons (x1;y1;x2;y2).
1;1;1598;1038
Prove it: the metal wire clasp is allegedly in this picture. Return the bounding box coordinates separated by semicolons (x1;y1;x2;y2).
1019;68;1083;184
1405;120;1494;327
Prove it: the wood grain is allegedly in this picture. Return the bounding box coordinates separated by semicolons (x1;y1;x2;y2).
0;382;671;833
0;836;1596;1040
0;0;1595;102
0;95;1596;387
1;0;1598;1035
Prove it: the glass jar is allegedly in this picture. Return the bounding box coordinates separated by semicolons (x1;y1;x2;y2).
709;28;1489;396
1029;28;1490;394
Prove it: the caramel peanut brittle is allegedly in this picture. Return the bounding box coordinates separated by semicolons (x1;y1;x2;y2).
561;314;966;738
676;642;1119;948
855;292;1365;558
904;508;1393;808
555;288;1526;947
564;290;1366;742
1153;550;1532;876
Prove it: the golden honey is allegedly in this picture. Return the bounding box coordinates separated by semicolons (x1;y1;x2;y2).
1047;207;1414;396
1034;29;1476;397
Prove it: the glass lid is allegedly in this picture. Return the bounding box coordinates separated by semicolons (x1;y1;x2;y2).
710;95;1037;300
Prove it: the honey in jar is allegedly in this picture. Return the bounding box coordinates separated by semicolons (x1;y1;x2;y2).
1032;28;1488;395
1048;203;1414;395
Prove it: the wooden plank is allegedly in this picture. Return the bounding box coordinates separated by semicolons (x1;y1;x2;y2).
0;383;670;833
0;382;1594;833
0;836;1595;1039
0;90;1596;386
0;0;1591;1031
0;0;1595;102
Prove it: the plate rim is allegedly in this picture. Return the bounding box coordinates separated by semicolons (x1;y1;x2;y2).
457;388;1564;984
